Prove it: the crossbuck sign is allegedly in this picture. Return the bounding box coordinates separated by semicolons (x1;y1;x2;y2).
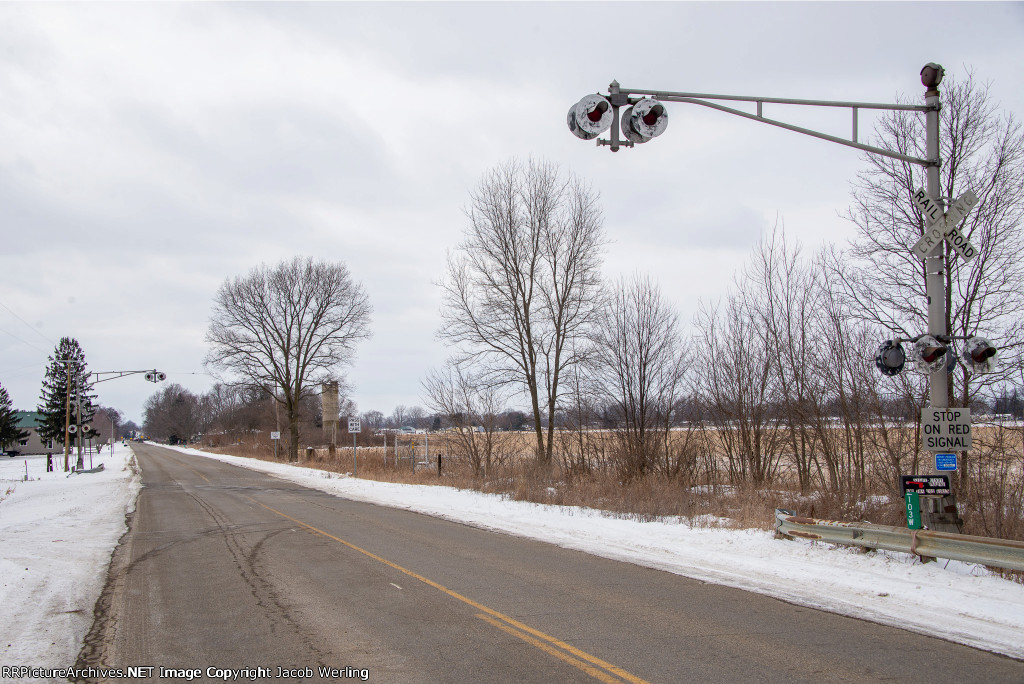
911;189;979;262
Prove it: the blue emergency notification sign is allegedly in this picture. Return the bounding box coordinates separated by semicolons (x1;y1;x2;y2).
935;453;958;471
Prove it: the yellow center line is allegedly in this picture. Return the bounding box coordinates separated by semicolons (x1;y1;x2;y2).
248;499;649;684
475;613;623;684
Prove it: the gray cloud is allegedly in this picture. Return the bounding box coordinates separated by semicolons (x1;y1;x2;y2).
2;2;1022;421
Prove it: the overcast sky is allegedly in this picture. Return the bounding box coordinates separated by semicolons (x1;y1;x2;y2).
2;2;1023;424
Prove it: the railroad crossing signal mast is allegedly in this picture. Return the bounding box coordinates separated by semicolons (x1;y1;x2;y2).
569;64;993;532
65;368;168;470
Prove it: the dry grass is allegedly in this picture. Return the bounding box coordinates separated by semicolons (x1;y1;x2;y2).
196;425;1024;584
203;424;1024;542
203;439;890;532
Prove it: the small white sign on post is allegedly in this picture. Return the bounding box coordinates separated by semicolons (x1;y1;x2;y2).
270;431;281;440
348;417;361;477
921;407;972;452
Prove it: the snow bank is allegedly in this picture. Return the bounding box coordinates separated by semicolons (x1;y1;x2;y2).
0;448;140;669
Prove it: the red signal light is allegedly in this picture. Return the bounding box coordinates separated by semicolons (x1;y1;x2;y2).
567;94;614;141
621;98;668;144
913;335;948;373
962;336;998;374
641;105;665;127
586;100;609;122
971;346;996;363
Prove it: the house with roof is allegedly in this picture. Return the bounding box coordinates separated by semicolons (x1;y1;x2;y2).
5;411;56;456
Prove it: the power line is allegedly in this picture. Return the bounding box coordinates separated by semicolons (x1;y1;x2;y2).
0;300;55;349
0;361;45;378
0;324;51;355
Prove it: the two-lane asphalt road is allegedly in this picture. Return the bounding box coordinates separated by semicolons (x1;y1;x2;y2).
75;443;1024;682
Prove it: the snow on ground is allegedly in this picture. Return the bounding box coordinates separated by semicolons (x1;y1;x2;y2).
170;445;1024;661
0;446;140;671
1;442;1022;676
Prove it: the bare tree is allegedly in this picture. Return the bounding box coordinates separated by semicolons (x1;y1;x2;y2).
837;71;1024;411
143;383;203;444
91;406;125;448
389;405;409;428
590;274;688;481
439;158;606;467
205;256;371;461
205;383;250;439
555;363;608;480
692;270;784;486
812;247;941;502
730;228;934;499
361;410;385;432
744;229;826;493
405;405;428;429
422;361;511;477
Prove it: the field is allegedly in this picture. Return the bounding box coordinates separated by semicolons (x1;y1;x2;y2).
204;421;1024;550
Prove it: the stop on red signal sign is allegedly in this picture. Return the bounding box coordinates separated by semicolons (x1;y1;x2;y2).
921;407;971;452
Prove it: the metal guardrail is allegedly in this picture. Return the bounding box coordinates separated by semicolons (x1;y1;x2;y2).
774;509;1024;572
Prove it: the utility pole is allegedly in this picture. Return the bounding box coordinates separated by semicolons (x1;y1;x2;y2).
924;75;946;412
63;369;72;472
55;358;91;471
76;374;84;470
920;66;964;533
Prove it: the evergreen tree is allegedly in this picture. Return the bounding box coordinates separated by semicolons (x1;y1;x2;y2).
0;382;29;452
37;337;98;464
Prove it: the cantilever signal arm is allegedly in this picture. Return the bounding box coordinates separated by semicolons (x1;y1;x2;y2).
91;369;163;384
